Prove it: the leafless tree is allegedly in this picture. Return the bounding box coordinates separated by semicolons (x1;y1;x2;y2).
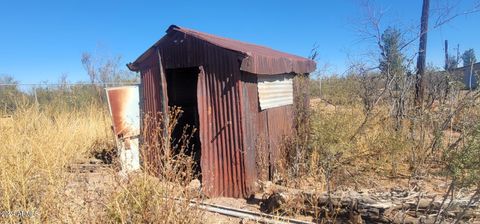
81;51;138;85
81;53;96;84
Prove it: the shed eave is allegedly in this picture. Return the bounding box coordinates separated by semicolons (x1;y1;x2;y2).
127;24;317;74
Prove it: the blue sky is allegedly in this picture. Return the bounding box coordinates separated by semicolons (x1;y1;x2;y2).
1;0;479;84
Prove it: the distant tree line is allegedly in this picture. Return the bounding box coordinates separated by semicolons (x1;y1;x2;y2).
0;52;138;114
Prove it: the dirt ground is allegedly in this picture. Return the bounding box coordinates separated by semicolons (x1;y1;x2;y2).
63;159;117;223
63;159;314;223
63;152;478;223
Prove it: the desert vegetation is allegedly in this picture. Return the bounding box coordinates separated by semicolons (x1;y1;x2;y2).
2;55;479;224
0;81;209;223
260;2;480;222
2;37;480;224
0;51;208;223
1;1;480;223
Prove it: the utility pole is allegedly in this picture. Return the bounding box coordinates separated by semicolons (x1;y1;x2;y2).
444;40;449;71
415;0;430;107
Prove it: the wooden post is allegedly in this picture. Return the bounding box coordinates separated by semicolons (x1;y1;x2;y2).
415;0;430;107
469;61;475;90
34;87;39;107
156;47;170;150
444;40;451;102
319;77;322;99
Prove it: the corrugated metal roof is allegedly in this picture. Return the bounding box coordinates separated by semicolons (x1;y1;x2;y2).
128;25;316;75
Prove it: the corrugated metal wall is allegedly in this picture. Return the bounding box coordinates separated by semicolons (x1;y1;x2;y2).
241;72;294;181
239;73;263;187
154;33;249;198
139;56;164;171
197;55;247;198
140;58;160;117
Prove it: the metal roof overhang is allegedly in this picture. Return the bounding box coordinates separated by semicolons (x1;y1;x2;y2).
127;25;316;75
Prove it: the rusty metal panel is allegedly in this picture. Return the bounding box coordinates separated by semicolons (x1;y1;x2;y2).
150;37;249;198
128;25;316;75
197;50;248;198
138;55;166;170
241;72;296;181
106;86;140;138
266;105;293;174
171;25;316;75
240;72;262;184
105;86;141;173
257;74;294;110
139;57;161;117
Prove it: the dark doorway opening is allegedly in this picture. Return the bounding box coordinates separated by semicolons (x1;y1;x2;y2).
165;67;201;177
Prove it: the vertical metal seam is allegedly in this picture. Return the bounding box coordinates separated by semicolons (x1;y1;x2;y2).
224;55;235;197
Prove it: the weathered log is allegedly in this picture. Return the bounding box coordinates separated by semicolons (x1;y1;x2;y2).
259;183;479;223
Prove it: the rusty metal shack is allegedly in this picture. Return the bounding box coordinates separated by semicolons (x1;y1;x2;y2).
127;25;316;198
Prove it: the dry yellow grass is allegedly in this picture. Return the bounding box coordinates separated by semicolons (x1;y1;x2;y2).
0;104;206;223
0;105;113;223
101;110;204;223
305;102;414;190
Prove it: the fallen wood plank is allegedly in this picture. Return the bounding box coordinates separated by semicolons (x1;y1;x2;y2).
183;199;315;224
259;182;479;223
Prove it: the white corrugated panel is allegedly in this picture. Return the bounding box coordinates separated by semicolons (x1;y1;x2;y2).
257;74;294;110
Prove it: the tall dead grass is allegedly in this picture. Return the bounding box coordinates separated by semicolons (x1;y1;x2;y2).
103;108;204;223
0;104;204;223
0;104;113;223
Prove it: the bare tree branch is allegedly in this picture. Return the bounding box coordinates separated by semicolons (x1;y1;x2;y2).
433;0;480;28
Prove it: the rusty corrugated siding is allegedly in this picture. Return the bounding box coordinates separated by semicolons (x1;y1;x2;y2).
266;105;293;175
139;56;161;117
196;50;247;198
240;73;263;183
131;25;314;198
241;72;297;180
148;33;249;198
138;55;164;170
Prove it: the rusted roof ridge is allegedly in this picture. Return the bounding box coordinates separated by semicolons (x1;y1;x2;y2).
168;25;307;60
167;25;316;74
128;25;316;74
127;34;170;71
